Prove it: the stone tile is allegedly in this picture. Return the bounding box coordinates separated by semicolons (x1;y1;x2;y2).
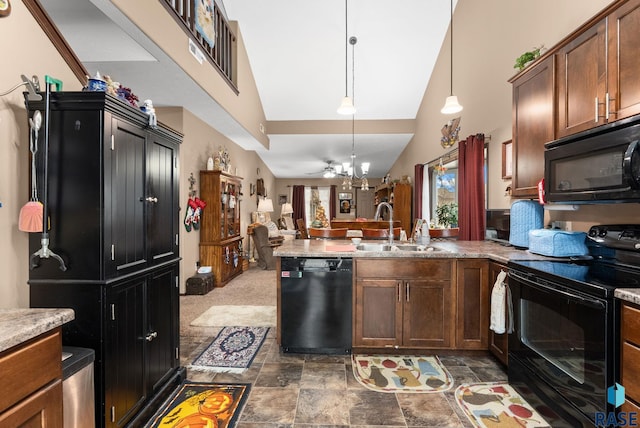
347;389;406;426
300;362;348;390
469;365;508;383
237;424;292;428
239;387;299;424
396;393;465;427
295;389;351;425
255;362;304;388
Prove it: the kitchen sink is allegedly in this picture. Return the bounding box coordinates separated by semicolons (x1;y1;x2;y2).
355;243;442;252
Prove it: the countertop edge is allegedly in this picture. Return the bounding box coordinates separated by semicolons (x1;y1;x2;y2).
0;308;75;353
615;289;640;305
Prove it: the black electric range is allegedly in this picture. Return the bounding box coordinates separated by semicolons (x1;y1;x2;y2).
508;225;640;426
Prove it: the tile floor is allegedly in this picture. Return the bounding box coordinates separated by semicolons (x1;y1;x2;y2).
180;329;508;427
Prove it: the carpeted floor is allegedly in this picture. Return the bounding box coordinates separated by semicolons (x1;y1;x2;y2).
180;263;277;336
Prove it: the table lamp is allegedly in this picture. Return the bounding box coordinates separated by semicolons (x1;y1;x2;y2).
256;198;274;223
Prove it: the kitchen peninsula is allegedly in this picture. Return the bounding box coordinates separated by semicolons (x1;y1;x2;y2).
0;308;74;427
274;239;547;354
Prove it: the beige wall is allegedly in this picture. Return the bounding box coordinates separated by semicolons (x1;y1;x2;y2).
110;0;269;150
389;0;631;228
153;107;275;292
0;1;84;308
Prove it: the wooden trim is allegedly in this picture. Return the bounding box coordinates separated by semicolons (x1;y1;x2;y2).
22;0;87;85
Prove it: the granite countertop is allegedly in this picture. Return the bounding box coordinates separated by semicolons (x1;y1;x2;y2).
0;308;74;353
273;238;551;264
615;289;640;305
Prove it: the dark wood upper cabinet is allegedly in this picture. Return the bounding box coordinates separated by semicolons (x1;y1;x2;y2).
511;56;555;198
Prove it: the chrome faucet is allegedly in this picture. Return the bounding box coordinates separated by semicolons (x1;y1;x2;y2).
374;202;394;245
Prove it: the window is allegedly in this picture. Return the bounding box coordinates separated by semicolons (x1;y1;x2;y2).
304;186;331;226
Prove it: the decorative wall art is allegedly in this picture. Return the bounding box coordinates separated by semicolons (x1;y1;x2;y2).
502;140;513;179
441;117;461;148
194;0;216;47
339;192;352;214
0;0;11;17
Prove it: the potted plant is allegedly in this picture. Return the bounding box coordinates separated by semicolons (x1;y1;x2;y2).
436;202;458;228
514;45;544;71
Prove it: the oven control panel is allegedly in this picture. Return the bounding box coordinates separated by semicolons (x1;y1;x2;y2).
588;224;640;250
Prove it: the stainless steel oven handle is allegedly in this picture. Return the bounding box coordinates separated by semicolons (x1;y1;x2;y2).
509;270;606;309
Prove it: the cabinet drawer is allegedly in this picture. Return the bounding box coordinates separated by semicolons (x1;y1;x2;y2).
0;329;62;413
622;303;640;346
356;259;452;279
0;380;63;428
622;341;640;403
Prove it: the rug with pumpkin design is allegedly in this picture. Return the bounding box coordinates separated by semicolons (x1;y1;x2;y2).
144;381;250;428
455;382;561;427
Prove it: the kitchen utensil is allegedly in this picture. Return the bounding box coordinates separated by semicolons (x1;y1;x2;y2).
30;76;67;271
18;110;43;232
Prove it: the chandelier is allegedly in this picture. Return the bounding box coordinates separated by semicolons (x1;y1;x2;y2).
333;109;370;191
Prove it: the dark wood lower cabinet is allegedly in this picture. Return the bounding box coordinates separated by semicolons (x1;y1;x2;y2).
354;259;454;350
0;329;63;428
456;259;490;350
488;261;509;365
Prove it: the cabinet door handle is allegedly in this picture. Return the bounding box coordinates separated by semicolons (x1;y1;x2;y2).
595;97;599;123
145;331;158;342
397;282;401;302
406;281;410;302
145;196;158;203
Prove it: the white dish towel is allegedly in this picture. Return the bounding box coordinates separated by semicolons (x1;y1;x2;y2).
490;270;513;334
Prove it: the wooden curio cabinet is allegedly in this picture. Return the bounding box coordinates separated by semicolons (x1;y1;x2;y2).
199;171;244;287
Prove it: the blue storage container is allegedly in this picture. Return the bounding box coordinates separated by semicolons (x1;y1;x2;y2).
509;200;543;248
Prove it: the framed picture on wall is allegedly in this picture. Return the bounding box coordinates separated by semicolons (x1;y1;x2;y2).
502;140;513;179
278;194;287;206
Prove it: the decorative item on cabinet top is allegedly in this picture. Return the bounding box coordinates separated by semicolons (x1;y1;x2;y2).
441;117;461;148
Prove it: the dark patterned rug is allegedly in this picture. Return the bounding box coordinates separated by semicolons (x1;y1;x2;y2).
188;326;268;373
144;381;250;428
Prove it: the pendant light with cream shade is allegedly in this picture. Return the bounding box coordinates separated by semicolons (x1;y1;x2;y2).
441;0;463;114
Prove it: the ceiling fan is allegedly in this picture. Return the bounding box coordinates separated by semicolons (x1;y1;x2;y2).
307;160;342;178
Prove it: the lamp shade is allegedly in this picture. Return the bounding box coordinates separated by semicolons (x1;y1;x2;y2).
337;96;356;115
441;95;463;114
257;198;274;213
281;203;294;215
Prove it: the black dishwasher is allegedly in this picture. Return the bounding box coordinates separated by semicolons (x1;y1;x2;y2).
280;257;352;354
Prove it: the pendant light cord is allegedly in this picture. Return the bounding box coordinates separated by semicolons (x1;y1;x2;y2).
449;0;453;96
344;0;348;97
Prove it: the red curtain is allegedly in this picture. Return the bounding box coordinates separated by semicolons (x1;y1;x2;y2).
330;184;337;221
292;185;306;225
458;134;485;240
414;163;424;220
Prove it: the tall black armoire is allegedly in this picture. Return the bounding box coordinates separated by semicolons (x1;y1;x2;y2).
27;92;184;428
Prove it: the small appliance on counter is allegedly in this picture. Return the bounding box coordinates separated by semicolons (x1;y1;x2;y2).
508;200;543;248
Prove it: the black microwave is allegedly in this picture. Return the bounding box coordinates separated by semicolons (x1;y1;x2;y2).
544;115;640;203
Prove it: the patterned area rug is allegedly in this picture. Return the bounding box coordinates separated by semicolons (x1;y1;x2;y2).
455;382;555;427
351;355;454;393
190;305;276;327
144;381;250;428
189;326;268;373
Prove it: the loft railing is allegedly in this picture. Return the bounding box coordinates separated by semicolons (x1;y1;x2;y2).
162;0;238;92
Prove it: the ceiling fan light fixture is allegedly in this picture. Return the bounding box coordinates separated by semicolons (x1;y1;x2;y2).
441;95;463;114
334;164;343;174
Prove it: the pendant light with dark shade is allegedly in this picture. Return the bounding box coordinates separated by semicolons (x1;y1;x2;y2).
441;0;463;114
